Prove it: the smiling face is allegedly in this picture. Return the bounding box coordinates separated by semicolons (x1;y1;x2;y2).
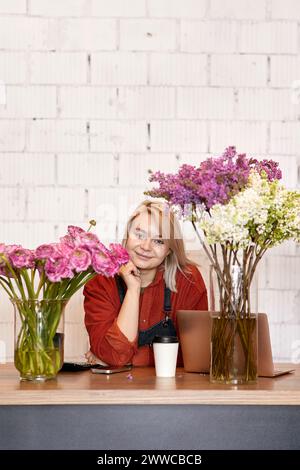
125;210;170;271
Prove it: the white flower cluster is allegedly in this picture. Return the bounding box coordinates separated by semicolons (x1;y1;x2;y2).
199;170;300;248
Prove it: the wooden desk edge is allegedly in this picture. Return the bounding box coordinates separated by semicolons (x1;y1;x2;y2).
1;390;300;406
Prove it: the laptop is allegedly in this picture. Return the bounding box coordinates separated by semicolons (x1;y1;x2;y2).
177;310;295;378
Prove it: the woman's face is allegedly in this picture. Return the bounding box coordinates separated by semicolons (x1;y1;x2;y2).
125;211;170;270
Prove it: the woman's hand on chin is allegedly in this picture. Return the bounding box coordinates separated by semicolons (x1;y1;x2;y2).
118;260;141;291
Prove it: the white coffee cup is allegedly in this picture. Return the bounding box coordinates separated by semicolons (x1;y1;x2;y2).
152;335;179;378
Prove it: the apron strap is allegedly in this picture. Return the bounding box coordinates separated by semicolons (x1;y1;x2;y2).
115;276;171;320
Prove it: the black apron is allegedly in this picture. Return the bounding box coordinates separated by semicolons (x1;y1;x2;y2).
115;276;177;347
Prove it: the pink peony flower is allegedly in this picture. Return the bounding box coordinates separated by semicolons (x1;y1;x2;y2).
67;225;85;238
44;257;74;283
9;248;35;269
59;235;75;248
69;248;92;273
109;244;129;267
35;244;57;259
4;244;22;254
92;251;119;277
75;232;101;249
55;242;74;259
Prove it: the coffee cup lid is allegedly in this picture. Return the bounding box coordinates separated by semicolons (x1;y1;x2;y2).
152;335;179;344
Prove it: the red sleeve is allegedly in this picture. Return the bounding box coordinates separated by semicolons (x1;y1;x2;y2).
83;275;138;366
176;265;208;311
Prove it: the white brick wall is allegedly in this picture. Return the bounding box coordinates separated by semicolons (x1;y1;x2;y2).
0;0;299;363
0;0;26;15
91;52;147;85
211;55;267;87
30;52;87;84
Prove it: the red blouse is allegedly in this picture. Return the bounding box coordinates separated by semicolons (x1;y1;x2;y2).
83;264;208;367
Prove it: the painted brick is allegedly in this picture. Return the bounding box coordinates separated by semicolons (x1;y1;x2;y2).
270;240;298;257
0;0;26;14
60;87;117;118
148;0;206;18
237;89;299;121
211;54;267;87
0;222;56;248
64;288;85;325
27;188;85;221
28;120;88;152
88;187;144;243
0;153;55;185
181;21;236;53
65;287;88;324
270;323;300;362
0;293;14;323
88;188;119;224
239;22;297;54
177;87;234;119
91;0;146;17
0;323;13;362
210;121;267;154
0;86;56;118
60;19;116;50
210;0;266;19
88;187;145;226
64;322;89;361
30;0;91;17
0;17;59;50
117;87;175;119
270;56;300;87
118;153;180;186
30;52;87;84
90;121;147;152
120;19;176;51
177;153;211;167
91;52;147;85
150;53;207;86
271;0;300;20
0;52;27;84
0;188;25;220
270;122;300;154
151;121;208;152
264;256;300;290
0;120;25;151
57;153;115;186
259;289;299;324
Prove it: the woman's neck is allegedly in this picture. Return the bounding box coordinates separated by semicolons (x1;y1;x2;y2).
140;268;157;288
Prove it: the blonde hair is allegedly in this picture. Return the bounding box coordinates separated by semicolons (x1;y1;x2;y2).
122;200;197;292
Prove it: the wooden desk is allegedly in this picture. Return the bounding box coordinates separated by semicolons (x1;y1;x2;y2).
1;363;300;450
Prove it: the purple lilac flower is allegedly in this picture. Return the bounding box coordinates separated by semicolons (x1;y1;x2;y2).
146;146;283;211
249;158;282;181
69;248;92;273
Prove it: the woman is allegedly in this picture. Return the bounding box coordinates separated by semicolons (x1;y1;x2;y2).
83;200;208;367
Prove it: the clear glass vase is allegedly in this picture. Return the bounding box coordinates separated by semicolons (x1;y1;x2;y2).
209;264;258;384
12;299;66;381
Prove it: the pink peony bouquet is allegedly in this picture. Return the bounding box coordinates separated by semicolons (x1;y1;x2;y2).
0;221;129;302
0;222;129;381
